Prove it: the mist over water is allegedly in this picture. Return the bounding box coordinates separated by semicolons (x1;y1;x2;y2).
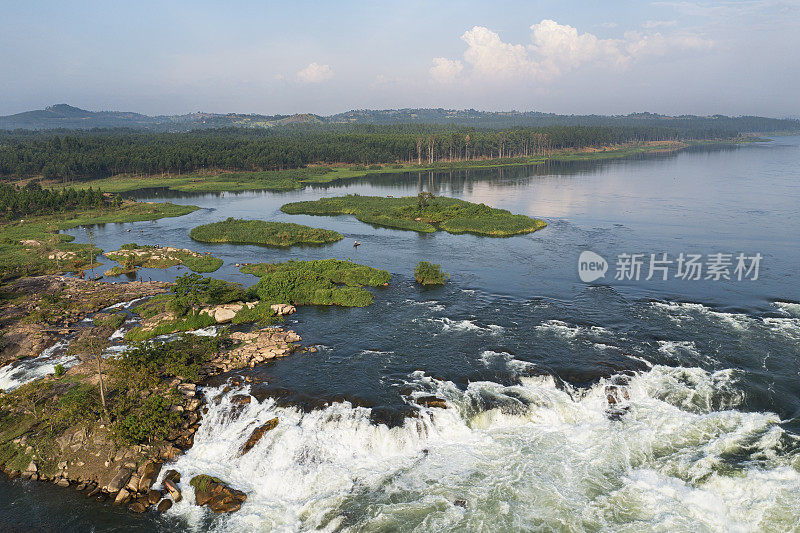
4;138;800;531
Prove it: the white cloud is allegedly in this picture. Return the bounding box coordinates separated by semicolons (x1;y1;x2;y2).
296;62;334;84
643;20;677;28
430;20;713;84
429;57;464;83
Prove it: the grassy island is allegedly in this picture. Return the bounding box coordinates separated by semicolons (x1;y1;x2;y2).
105;244;223;276
242;259;391;307
0;200;199;281
281;193;546;236
189;218;342;247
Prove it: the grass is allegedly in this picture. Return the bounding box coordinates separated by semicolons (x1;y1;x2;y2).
105;244;223;274
0;201;199;281
281;194;547;237
242;259;391;307
124;313;217;342
190;217;342;247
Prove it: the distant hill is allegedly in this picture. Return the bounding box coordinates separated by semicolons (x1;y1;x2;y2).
1;104;798;133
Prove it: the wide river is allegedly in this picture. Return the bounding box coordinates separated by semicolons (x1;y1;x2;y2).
2;137;799;531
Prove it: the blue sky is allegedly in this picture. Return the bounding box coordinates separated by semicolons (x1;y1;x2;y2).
1;1;798;116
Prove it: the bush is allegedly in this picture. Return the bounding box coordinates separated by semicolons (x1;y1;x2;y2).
111;393;180;445
414;261;449;286
53;364;65;378
367;164;382;170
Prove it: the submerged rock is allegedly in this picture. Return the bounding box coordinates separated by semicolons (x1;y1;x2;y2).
417;396;448;409
163;479;182;502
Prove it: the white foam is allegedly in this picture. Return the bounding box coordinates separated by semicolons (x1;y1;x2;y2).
774;301;800;317
161;365;799;531
535;319;608;338
431;318;504;335
0;341;76;391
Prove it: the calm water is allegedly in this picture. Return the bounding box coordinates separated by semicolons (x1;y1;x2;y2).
3;138;799;531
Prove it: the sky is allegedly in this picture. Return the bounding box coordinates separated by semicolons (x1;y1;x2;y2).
1;0;798;117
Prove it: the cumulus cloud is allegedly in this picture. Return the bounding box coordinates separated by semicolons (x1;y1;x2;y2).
429;57;464;83
643;20;677;28
296;62;334;83
430;19;713;83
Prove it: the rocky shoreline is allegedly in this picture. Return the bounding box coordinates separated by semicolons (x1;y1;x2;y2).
0;275;305;515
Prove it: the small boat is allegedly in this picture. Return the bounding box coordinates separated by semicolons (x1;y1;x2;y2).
353;241;361;247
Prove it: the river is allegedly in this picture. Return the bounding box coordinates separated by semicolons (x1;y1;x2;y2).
2;137;799;531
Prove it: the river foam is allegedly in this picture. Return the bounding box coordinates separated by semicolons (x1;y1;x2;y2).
162;364;799;532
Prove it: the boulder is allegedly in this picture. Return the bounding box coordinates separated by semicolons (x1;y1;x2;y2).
114;488;132;504
138;461;162;492
163;479;182;502
128;497;148;513
163;469;181;484
270;304;296;316
106;467;132;493
230;394;251;405
241;418;278;455
189;475;247;514
147;489;163;505
157;499;173;512
417;396;448;409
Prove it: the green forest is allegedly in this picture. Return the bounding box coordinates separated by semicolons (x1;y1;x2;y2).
0;123;740;183
0;182;114;220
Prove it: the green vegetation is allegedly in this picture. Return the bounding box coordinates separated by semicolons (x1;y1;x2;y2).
281;193;546;237
0;200;199;281
1;125;738;185
0;182;117;220
414;261;449;286
190;474;225;492
105;244;223;275
92;312;126;330
53;364;66;378
242;259;391;308
190;217;342;247
125;274;245;341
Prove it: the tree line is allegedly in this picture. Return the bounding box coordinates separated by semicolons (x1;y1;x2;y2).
0;182;114;220
0;124;740;182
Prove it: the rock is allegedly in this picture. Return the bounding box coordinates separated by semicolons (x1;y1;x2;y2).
417;396;448;409
125;473;141;493
157;499;173;512
241;418;278;455
128;499;148;513
106;467;133;493
147;489;163;505
114;488;132;504
270;304;296;316
454;499;467;508
138;461;162;492
56;478;70;488
190;475;247;513
163;469;181;484
163;479;182;502
230;394;251;405
8;470;20;480
24;460;37;474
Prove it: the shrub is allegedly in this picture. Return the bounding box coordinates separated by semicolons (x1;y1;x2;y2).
53;364;65;378
414;261;449;286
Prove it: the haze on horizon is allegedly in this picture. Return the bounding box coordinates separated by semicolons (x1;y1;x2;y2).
1;0;798;119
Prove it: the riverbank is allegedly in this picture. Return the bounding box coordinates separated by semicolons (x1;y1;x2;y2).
36;138;755;195
0;274;310;515
0;201;199;282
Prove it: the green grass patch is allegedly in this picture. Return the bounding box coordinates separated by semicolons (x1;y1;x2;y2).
242;259;390;308
124;312;217;342
190;217;342;247
281;194;546;237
